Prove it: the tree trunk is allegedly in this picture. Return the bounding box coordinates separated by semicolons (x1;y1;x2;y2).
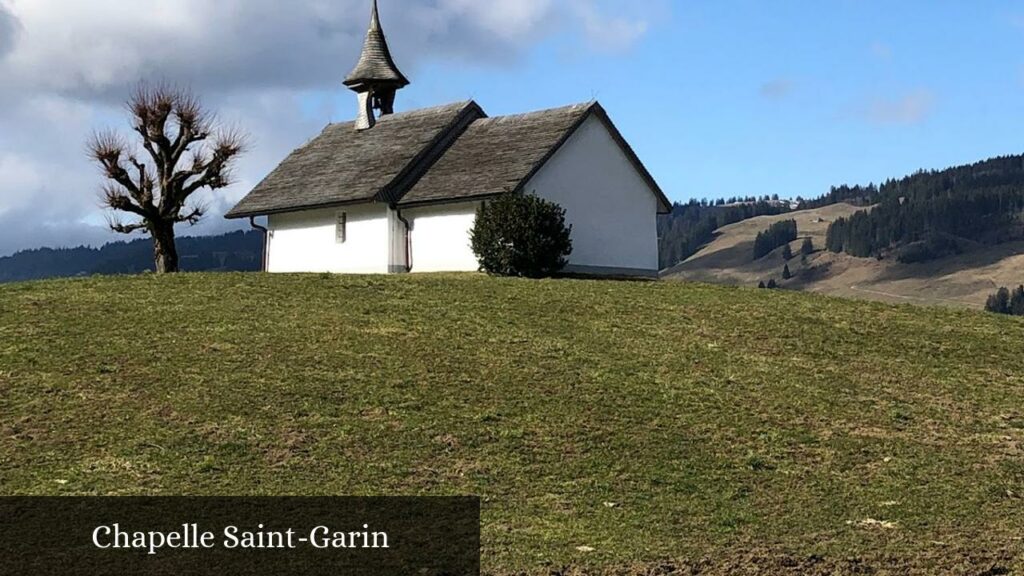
151;222;179;274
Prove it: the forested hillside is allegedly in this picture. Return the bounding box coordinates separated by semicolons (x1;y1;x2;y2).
0;230;263;283
799;184;880;210
824;154;1024;261
658;196;792;268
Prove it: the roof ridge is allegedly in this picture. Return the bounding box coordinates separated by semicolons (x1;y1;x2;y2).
382;100;477;120
478;101;597;124
378;101;486;204
325;100;479;129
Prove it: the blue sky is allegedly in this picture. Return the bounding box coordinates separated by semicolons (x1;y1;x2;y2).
1;0;1024;254
390;1;1024;203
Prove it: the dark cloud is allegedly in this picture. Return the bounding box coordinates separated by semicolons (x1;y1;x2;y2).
0;204;114;256
0;0;568;102
0;4;20;59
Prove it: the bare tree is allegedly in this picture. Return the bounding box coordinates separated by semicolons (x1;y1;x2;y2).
88;84;245;273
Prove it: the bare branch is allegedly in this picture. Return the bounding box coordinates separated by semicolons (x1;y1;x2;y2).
178;127;247;198
126;155;154;204
169;89;212;164
100;183;148;217
174;201;208;226
87;129;128;166
104;212;148;236
128;82;174;148
88;130;150;205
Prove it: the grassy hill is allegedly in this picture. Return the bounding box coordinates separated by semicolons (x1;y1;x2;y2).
665;203;1024;309
2;273;1023;574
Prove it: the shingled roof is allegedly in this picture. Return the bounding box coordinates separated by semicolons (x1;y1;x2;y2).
397;102;671;212
398;103;592;206
225;101;482;219
226;100;670;219
344;0;409;89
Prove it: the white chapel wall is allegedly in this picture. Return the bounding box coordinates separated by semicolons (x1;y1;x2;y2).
526;114;660;275
405;202;482;273
266;204;389;274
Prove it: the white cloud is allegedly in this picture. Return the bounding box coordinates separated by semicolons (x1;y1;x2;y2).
436;0;556;42
863;90;936;125
0;0;659;256
571;0;649;53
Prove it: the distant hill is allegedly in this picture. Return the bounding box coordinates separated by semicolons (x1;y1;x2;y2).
665;202;1024;309
658;196;793;269
666;154;1024;309
0;230;263;283
665;203;861;285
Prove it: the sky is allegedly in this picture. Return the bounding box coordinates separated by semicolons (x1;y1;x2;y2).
1;0;1023;256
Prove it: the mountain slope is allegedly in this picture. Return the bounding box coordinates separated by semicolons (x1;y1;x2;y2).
2;273;1023;574
665;203;1024;308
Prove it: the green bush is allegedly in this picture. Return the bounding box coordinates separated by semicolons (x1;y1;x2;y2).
470;193;573;278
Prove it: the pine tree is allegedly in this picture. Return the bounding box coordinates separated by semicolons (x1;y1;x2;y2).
782;244;793;261
767;278;778;289
1010;285;1024;316
997;287;1011;314
758;281;766;289
986;287;1011;314
753;219;799;260
782;264;792;280
985;294;1001;314
801;237;814;256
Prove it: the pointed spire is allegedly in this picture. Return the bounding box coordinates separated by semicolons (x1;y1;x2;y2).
344;0;409;90
369;0;381;31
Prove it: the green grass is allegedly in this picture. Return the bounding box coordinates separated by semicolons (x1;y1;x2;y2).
1;273;1023;574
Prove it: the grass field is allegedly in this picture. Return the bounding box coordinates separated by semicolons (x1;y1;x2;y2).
2;273;1024;574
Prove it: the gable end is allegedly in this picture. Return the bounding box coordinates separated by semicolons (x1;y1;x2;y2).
514;104;671;214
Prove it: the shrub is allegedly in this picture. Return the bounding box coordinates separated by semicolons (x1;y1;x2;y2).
985;287;1011;315
1013;286;1024;316
987;285;1024;316
471;193;573;278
